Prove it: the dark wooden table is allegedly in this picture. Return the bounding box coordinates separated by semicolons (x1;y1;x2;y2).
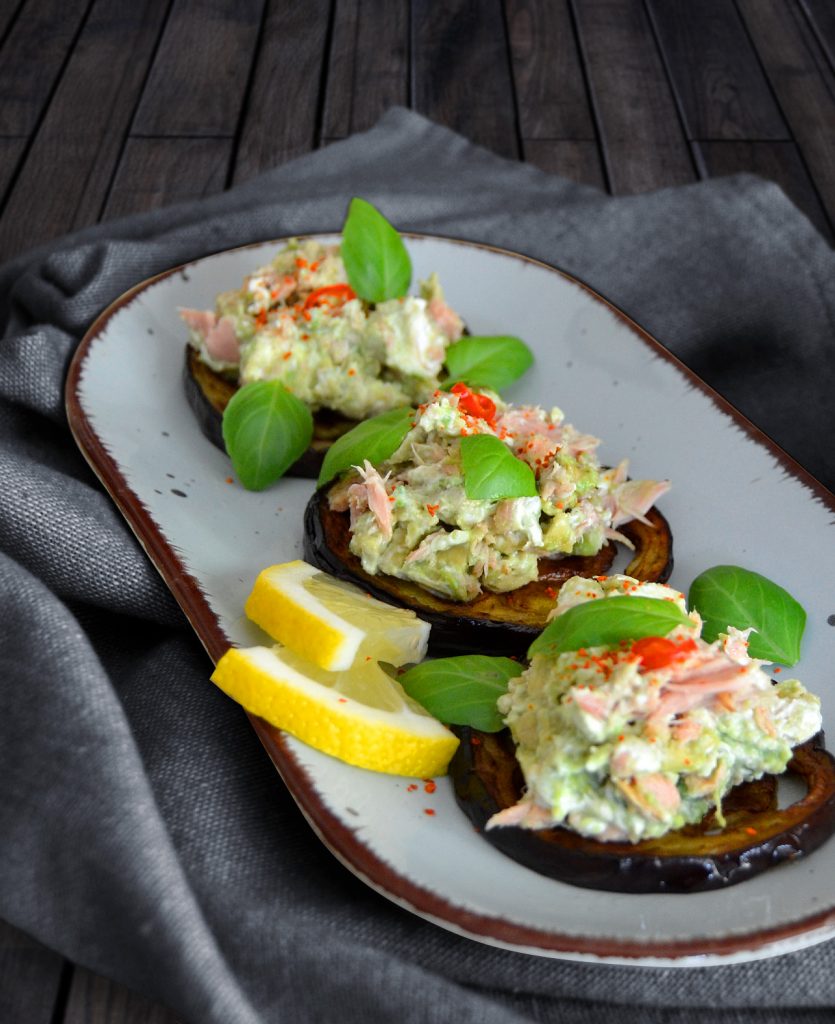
2;1;834;1021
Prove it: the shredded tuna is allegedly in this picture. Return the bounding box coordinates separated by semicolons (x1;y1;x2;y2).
356;460;393;540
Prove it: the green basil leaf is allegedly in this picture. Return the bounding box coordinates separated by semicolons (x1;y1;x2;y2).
689;565;806;665
460;433;537;501
444;335;534;391
222;380;313;491
528;596;693;659
400;655;522;732
341;197;412;303
317;406;414;487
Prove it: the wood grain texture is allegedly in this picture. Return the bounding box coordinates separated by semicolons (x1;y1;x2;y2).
571;0;695;194
505;0;595;139
523;139;606;189
737;0;835;228
62;968;183;1024
0;0;89;135
645;0;787;141
0;0;170;263
412;0;520;159
0;918;66;1024
132;0;264;136
695;140;833;243
103;137;230;220
322;0;409;139
232;0;330;183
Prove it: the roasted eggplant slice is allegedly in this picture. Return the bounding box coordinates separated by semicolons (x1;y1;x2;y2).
450;727;835;893
183;347;359;478
303;486;673;656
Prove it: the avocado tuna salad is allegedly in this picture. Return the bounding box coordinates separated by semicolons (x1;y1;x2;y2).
489;574;822;843
326;388;670;602
179;238;464;421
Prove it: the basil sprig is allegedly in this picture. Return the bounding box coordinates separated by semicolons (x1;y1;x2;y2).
444;335;534;391
528;596;693;660
460;434;537;501
341;197;412;303
689;565;806;665
222;381;313;491
317;406;414;487
400;655;522;732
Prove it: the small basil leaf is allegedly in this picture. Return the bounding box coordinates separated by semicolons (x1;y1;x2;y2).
222;381;313;491
444;335;534;392
460;433;537;501
317;406;414;487
528;596;693;659
400;655;522;732
341;197;412;303
689;565;806;665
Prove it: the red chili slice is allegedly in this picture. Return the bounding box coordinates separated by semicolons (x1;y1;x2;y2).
451;382;496;423
303;283;357;310
631;635;697;670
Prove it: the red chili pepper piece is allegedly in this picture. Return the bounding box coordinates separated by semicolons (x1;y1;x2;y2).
450;382;496;423
303;283;357;310
631;636;696;670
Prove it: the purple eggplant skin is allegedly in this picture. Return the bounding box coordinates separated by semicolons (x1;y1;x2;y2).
450;728;835;894
182;346;357;479
302;485;674;658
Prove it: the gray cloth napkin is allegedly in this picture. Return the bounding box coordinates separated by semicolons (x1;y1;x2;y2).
1;108;834;1024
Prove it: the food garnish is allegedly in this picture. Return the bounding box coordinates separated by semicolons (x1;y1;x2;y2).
690;564;806;665
181;199;533;488
212;645;457;778
212;560;455;777
245;559;429;671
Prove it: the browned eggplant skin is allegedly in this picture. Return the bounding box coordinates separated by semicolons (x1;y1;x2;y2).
302;485;674;657
450;727;835;893
183;346;358;479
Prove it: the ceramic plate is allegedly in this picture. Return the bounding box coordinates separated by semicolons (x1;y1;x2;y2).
66;235;835;966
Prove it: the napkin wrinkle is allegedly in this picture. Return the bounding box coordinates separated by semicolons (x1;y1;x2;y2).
0;552;262;1024
2;106;835;1024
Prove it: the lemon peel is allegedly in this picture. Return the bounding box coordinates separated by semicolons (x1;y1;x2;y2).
211;644;458;777
245;559;429;671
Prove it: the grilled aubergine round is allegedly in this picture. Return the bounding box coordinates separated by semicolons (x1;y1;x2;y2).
183;347;359;479
450;727;835;893
303;484;674;657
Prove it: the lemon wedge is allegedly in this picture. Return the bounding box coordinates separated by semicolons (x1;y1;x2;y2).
245;560;430;671
211;644;458;777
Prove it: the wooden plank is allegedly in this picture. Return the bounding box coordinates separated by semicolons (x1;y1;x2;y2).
0;0;170;264
737;0;835;228
523;139;606;189
63;967;183;1024
412;0;520;159
0;0;90;135
645;0;787;141
505;0;595;139
232;0;331;184
132;0;264;137
695;140;833;243
0;918;66;1024
103;137;230;220
571;0;696;194
321;0;409;140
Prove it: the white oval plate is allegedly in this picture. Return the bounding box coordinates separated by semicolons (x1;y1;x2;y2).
66;235;835;966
